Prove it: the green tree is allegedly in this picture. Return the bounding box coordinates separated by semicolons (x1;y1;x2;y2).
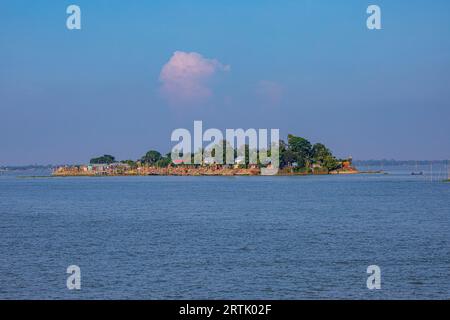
312;143;339;171
141;150;162;165
283;149;299;167
156;157;172;168
287;134;312;167
278;140;289;167
121;159;138;169
323;155;339;171
312;143;330;163
90;154;115;164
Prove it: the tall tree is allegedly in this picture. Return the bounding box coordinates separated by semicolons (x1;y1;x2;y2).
287;134;312;167
312;143;339;171
90;154;115;164
121;159;138;169
141;150;162;165
312;143;330;163
156;157;171;168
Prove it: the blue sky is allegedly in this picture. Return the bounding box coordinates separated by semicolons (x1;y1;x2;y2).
1;0;450;165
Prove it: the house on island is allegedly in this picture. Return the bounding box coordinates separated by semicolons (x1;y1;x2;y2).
234;156;245;167
172;159;189;166
342;156;353;169
84;163;130;175
203;157;217;166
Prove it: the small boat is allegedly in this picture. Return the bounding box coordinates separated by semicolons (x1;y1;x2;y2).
411;161;423;176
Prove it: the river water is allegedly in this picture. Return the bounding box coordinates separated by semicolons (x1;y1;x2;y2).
0;165;449;299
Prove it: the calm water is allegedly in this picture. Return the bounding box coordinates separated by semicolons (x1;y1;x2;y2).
0;166;449;299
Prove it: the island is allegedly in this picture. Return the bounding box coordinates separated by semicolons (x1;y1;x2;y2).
53;134;358;176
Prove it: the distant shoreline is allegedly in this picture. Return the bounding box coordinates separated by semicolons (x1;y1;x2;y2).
2;160;448;170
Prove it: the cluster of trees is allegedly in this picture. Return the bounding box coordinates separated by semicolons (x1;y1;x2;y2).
140;150;172;167
89;152;171;167
279;135;339;171
90;154;115;164
88;134;341;171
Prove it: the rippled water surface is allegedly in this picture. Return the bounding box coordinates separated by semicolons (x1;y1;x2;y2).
0;167;449;299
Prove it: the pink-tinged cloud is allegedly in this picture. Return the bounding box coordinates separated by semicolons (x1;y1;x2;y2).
159;51;230;106
256;80;283;106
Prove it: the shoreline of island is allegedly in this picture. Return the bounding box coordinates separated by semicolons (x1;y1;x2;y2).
52;165;361;177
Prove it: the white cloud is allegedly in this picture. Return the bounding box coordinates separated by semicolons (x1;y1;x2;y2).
159;51;230;106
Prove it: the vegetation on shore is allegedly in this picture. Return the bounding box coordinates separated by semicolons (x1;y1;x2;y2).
49;134;359;176
87;134;348;173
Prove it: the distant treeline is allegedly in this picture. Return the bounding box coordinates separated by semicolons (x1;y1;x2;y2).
353;160;450;166
3;160;448;171
0;165;54;171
